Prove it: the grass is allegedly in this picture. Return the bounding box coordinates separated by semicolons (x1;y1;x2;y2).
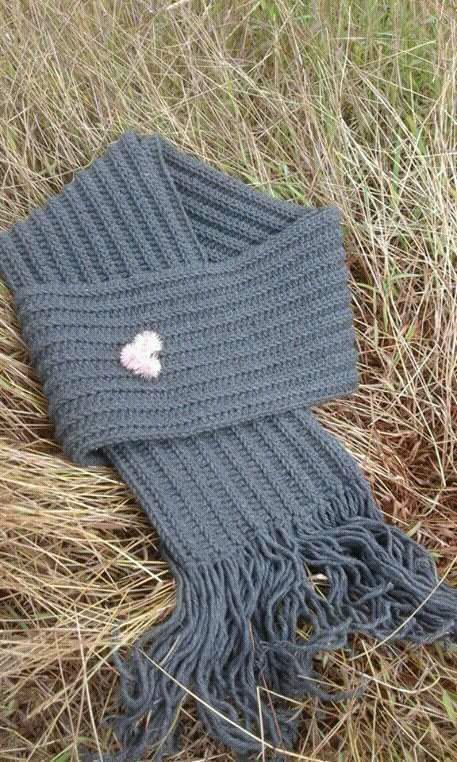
0;0;456;759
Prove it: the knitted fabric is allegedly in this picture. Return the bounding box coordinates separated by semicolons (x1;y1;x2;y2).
1;132;455;761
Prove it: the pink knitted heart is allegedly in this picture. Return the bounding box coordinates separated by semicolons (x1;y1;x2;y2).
120;330;163;379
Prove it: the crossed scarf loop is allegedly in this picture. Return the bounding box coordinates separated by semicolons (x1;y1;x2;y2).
1;133;455;761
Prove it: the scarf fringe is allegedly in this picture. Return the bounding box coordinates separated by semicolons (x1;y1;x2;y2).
92;491;456;761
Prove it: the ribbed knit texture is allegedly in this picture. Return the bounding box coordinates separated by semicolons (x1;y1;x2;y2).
1;133;456;761
13;205;356;466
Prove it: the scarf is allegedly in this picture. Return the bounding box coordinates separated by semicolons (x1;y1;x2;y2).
1;132;455;761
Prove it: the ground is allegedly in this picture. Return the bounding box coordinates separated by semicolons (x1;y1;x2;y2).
0;1;456;760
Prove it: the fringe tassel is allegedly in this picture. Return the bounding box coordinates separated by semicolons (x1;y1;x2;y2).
91;491;456;761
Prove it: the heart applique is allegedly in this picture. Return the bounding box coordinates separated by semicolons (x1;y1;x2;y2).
120;330;163;379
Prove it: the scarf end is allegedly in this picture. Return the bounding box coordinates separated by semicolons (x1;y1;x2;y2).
84;491;456;761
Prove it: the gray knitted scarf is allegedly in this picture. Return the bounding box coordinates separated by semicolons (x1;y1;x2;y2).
1;133;455;761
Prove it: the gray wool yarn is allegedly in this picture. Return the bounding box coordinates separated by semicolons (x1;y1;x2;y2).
1;132;456;761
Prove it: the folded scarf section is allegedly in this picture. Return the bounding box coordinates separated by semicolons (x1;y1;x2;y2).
1;133;455;761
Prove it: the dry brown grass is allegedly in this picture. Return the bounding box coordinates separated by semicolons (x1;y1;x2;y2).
0;1;456;760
